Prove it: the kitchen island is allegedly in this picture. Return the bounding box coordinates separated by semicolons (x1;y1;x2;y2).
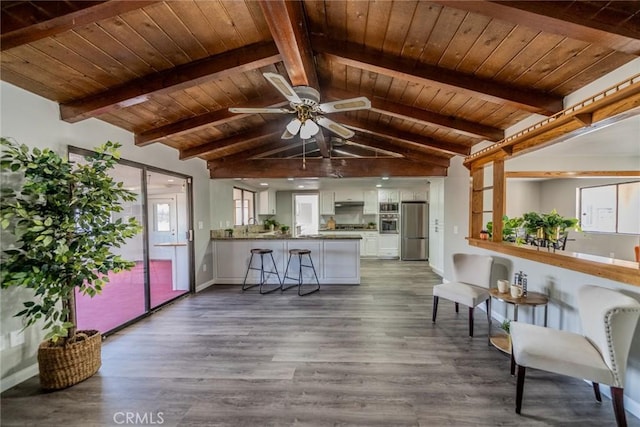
211;234;361;285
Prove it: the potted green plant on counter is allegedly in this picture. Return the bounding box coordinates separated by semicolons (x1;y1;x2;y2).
0;138;141;390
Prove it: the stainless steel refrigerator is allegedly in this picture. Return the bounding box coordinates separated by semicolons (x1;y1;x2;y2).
401;202;429;260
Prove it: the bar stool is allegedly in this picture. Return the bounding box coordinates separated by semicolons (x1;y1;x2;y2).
242;248;281;294
282;249;320;296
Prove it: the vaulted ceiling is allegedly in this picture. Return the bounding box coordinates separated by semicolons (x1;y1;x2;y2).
2;1;638;179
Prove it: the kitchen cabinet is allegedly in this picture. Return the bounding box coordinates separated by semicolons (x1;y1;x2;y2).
362;231;378;257
363;190;378;214
258;189;276;215
378;189;399;203
320;191;335;215
211;238;360;285
334;190;364;202
378;234;399;258
400;190;428;201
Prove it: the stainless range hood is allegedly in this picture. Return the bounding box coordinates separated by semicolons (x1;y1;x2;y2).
334;201;365;208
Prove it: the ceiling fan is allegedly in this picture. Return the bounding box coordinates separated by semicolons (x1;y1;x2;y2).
229;72;371;140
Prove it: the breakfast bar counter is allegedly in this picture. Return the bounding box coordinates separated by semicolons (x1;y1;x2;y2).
211;235;361;285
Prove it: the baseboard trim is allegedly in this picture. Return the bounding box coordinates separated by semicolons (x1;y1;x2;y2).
195;279;215;293
1;364;38;393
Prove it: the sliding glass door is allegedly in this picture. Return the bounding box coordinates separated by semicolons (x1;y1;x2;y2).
73;149;192;334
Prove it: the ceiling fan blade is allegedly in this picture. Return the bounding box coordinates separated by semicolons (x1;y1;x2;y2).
318;97;371;113
228;107;291;114
263;72;302;104
281;129;295;139
316;116;355;139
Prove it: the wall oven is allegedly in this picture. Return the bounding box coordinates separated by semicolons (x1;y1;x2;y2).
379;214;399;234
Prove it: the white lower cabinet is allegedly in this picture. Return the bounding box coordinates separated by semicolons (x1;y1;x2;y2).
377;234;399;258
362;232;378;257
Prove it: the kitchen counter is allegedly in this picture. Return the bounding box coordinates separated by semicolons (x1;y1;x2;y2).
211;234;362;240
211;236;360;285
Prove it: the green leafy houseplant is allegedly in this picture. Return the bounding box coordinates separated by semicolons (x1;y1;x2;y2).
0;138;141;344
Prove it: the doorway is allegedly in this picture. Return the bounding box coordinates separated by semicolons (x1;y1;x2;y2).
294;194;319;236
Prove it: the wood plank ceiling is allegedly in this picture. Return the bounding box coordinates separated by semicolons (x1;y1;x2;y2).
1;1;638;178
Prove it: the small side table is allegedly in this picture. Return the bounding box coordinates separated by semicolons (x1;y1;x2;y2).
488;288;549;354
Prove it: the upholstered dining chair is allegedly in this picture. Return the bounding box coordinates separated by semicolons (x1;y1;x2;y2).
432;253;494;337
510;285;640;427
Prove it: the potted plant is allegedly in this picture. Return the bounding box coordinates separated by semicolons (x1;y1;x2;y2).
485;215;524;242
280;225;290;235
224;228;234;238
263;218;278;231
0;138;141;390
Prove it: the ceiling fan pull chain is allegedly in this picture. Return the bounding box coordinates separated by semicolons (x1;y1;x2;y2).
302;138;306;170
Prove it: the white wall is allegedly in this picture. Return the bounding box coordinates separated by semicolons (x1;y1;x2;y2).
0;82;214;390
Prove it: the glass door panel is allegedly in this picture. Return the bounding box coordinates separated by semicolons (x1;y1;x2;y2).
147;171;190;308
74;159;146;333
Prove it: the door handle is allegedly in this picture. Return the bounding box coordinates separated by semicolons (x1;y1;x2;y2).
188;230;193;241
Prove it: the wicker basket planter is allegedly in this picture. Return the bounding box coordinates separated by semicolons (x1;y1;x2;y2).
37;330;102;390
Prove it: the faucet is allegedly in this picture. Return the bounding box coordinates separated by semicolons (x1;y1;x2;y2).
248;217;257;225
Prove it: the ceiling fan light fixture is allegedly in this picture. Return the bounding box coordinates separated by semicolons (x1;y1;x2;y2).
286;118;302;135
300;120;320;139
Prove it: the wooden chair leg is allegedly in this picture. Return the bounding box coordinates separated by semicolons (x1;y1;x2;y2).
468;306;474;337
611;386;627;427
593;382;602;402
510;347;516;376
455;302;459;313
432;296;439;323
516;365;526;414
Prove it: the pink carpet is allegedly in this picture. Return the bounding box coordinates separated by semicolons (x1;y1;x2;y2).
75;260;187;333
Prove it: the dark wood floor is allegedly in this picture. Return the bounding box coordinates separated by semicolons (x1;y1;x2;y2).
2;259;637;426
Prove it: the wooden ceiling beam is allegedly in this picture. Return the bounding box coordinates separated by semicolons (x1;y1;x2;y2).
312;36;563;115
135;96;288;146
206;138;300;165
180;123;283;160
257;0;329;158
60;42;281;123
332;114;471;156
323;87;503;141
1;1;161;51
209;158;448;179
348;135;451;168
434;1;640;56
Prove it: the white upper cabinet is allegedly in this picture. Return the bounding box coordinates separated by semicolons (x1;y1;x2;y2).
400;190;428;201
378;189;399;203
320;191;335;215
363;190;378;214
258;189;276;215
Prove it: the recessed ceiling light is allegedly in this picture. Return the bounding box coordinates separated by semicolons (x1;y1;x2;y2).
167;179;174;183
381;177;389;180
298;185;305;188
287;178;294;181
260;183;268;186
376;184;382;188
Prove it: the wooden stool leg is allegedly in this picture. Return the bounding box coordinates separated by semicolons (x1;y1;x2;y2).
432;296;439;322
